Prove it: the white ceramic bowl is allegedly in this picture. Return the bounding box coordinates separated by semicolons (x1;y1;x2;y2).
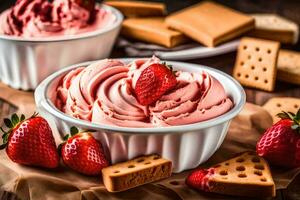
35;59;246;173
0;5;123;90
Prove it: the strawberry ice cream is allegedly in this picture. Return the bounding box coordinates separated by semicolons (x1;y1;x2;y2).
0;0;115;37
55;57;233;127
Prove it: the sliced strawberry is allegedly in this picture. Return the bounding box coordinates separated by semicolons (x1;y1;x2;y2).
0;113;59;168
256;110;300;168
186;168;214;192
135;63;177;106
60;127;109;176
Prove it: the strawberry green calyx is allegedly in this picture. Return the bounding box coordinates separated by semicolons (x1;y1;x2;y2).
63;126;80;141
58;126;80;155
161;61;177;75
276;109;300;133
0;113;27;149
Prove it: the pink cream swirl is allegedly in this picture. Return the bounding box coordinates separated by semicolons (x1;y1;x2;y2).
150;71;233;126
56;59;151;127
56;57;233;127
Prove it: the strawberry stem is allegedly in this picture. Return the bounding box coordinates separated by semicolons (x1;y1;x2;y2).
63;134;70;141
277;109;300;133
11;114;19;125
61;126;80;142
58;126;80;155
0;144;6;150
0;113;32;149
4;118;13;128
0;127;7;134
20;114;25;121
70;126;79;136
30;112;39;119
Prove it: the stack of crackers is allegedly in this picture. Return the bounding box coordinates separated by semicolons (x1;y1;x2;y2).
105;1;255;48
106;1;299;48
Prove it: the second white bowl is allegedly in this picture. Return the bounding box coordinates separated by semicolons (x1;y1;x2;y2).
0;5;123;90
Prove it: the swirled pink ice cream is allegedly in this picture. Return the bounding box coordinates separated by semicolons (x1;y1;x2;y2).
0;0;115;37
55;57;233;127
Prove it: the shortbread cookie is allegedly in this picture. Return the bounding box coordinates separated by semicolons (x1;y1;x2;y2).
186;151;275;198
105;1;166;17
165;1;254;47
277;50;300;85
102;155;172;192
263;97;300;123
248;14;299;44
121;17;188;48
233;37;280;92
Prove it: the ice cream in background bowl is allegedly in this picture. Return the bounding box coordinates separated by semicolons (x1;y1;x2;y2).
0;0;115;38
35;57;245;172
0;0;123;90
55;56;233;127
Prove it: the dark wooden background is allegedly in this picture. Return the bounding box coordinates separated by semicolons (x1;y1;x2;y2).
0;0;300;200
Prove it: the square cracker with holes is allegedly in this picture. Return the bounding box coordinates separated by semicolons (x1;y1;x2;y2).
277;50;300;85
207;151;275;197
102;155;172;192
233;37;280;92
263;97;300;123
165;1;254;47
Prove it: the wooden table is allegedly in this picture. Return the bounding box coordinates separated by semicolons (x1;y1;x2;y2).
1;0;300;199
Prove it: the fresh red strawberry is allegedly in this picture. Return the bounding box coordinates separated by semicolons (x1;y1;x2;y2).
256;109;300;168
74;0;95;12
135;63;177;106
0;113;59;168
60;127;109;175
186;169;210;191
186;168;215;192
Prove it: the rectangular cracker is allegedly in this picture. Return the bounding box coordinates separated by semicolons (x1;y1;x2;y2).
165;1;254;47
248;14;299;44
233;37;280;92
121;17;188;48
277;50;300;85
105;1;166;17
263;97;300;123
102;155;172;192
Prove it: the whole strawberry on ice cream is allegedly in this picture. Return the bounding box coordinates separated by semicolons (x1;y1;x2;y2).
135;63;177;106
256;109;300;168
0;113;59;168
60;127;109;175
